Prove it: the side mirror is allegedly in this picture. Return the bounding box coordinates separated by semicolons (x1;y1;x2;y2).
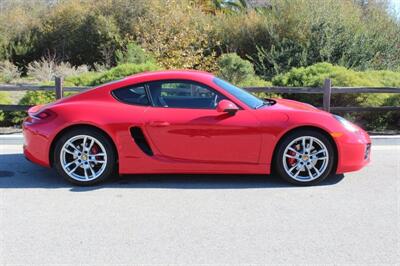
217;100;239;115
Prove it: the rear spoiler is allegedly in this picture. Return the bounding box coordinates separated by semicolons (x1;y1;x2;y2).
27;104;45;116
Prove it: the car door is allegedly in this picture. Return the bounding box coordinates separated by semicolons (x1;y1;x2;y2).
143;80;262;164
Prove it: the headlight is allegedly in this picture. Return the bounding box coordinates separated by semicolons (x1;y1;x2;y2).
333;115;359;132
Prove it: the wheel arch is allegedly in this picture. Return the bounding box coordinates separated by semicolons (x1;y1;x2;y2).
271;125;338;174
49;124;119;167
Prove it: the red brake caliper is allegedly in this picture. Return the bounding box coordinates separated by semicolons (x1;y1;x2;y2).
288;150;297;166
91;145;99;158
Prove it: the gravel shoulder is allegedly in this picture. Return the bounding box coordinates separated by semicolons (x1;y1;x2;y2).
0;127;22;135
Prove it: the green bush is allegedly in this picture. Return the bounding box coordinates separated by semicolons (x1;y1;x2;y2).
217;53;255;84
19;91;56;106
237;76;271;87
217;53;270;87
272;62;400;131
383;95;400;130
88;63;160;86
273;63;400;88
0;92;11;124
115;43;155;65
65;63;160;86
65;72;104;86
272;62;399;107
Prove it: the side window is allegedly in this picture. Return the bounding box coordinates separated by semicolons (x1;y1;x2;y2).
112;84;149;106
148;80;225;109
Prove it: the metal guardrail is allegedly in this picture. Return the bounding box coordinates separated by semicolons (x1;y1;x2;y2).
0;77;399;113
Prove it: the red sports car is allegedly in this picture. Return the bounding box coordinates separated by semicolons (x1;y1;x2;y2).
23;70;371;186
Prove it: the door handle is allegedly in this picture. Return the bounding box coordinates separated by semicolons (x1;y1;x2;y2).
149;121;170;127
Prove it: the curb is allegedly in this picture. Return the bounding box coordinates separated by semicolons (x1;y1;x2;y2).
370;135;400;146
369;135;400;139
1;134;399;146
0;134;24;145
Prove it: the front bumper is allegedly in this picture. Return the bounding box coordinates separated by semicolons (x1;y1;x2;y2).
335;129;371;174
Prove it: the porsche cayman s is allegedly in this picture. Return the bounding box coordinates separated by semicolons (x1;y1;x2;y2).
23;70;371;185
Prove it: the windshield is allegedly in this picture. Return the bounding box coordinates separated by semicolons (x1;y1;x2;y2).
213;78;264;109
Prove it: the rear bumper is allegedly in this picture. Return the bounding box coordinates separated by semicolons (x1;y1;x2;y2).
23;120;51;168
336;129;371;174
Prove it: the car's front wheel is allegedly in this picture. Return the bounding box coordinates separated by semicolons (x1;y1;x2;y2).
274;130;335;185
54;128;116;186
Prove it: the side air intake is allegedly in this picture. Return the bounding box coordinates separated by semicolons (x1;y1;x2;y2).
130;127;154;156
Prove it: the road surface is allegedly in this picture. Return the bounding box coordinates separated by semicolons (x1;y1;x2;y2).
0;140;399;265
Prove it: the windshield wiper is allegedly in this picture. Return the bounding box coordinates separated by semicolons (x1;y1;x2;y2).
255;101;267;109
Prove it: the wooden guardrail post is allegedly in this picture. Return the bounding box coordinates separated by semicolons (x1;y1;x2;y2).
323;78;332;112
55;76;64;99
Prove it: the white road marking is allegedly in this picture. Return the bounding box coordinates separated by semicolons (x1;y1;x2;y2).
0;145;23;154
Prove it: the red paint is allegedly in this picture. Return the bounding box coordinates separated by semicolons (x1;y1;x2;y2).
216;99;239;113
23;70;371;175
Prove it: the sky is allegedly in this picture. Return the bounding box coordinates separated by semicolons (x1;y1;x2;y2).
390;0;400;16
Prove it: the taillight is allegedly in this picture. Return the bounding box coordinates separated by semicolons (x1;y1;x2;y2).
32;110;51;119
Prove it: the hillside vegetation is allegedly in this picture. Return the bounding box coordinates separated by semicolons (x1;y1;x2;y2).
0;0;399;131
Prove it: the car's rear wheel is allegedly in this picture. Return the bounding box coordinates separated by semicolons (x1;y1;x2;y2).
54;128;116;186
274;130;335;185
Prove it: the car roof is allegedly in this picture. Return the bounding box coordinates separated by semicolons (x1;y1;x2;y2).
123;70;215;84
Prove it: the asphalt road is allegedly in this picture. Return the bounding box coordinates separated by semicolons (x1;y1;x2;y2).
0;141;399;265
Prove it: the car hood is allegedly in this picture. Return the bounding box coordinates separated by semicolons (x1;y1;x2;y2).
261;98;322;112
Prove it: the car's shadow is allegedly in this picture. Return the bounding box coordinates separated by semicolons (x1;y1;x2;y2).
0;153;345;191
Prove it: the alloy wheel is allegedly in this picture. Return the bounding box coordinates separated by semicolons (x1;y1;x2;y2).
60;135;108;182
282;136;329;182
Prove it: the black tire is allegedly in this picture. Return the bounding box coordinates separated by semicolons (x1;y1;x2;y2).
274;129;335;186
54;127;116;186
